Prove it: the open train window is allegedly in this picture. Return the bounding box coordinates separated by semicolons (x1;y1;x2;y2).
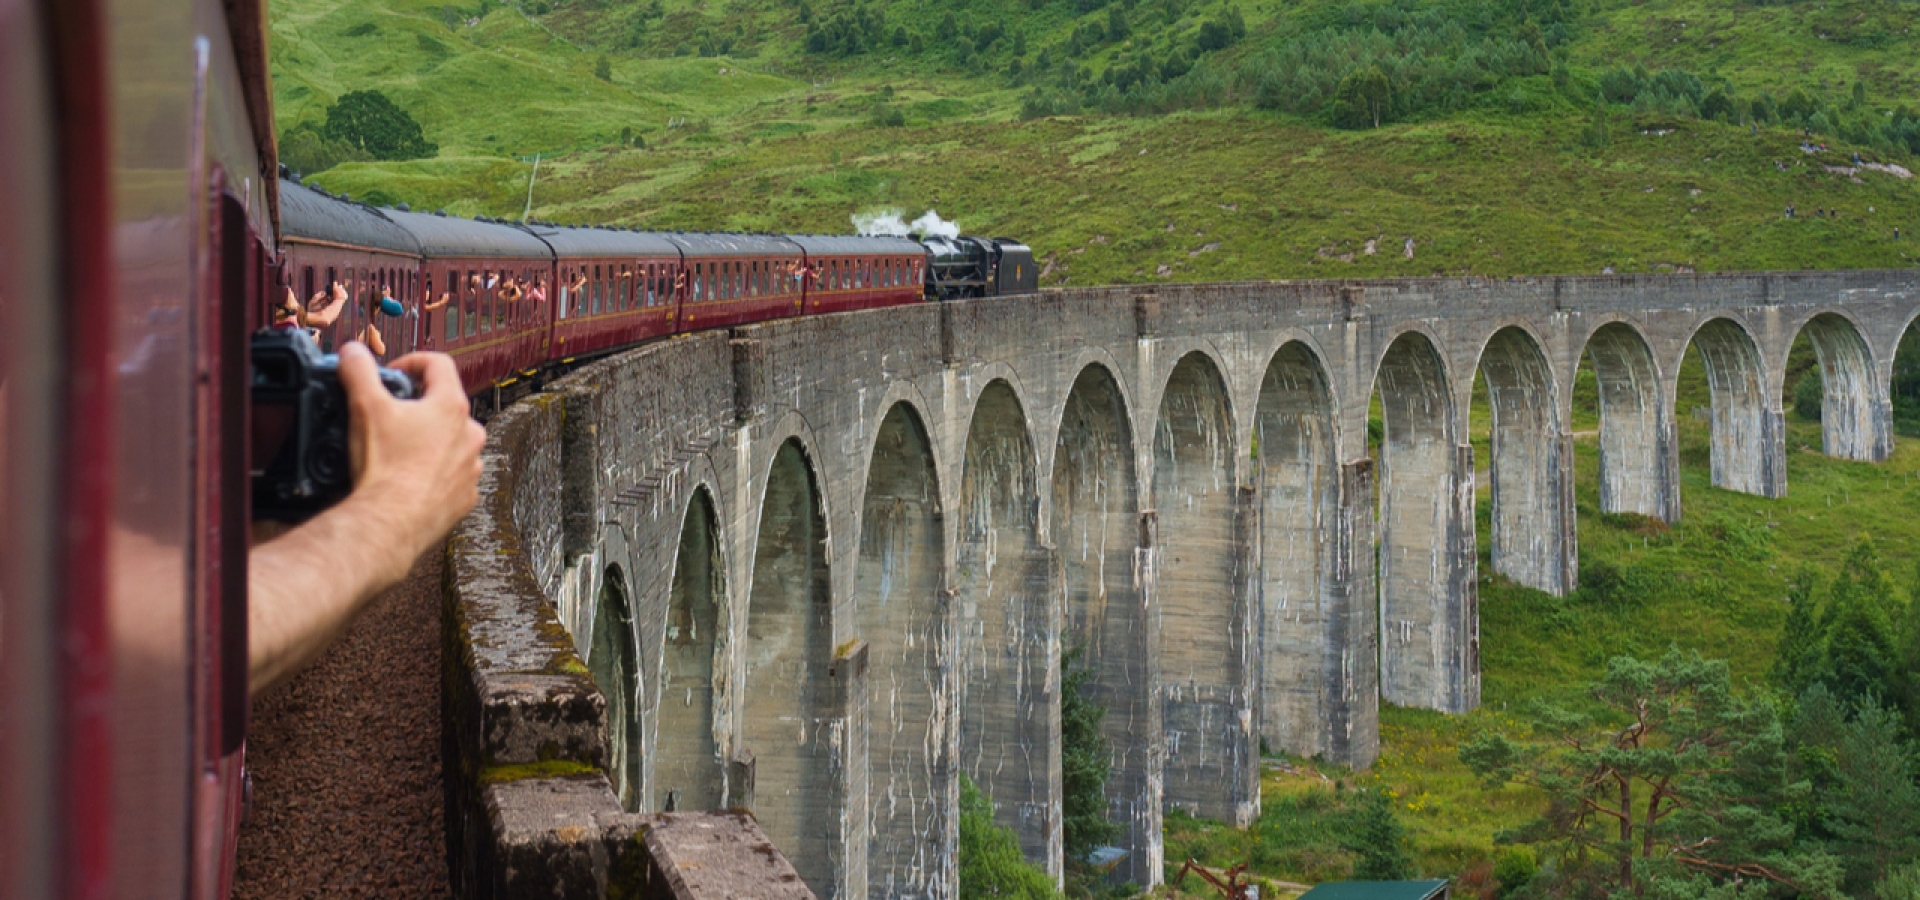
693;263;704;302
465;270;479;336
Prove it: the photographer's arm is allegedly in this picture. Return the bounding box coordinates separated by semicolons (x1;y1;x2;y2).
247;344;485;698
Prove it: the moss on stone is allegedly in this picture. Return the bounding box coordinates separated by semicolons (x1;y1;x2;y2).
477;759;599;785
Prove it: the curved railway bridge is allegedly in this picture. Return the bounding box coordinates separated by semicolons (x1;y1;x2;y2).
443;270;1919;900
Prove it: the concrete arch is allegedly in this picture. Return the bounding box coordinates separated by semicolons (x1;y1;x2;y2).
1255;340;1370;764
1475;326;1575;595
1681;317;1782;497
587;564;642;811
742;439;837;895
1372;330;1476;713
856;401;951;899
954;379;1058;873
1790;311;1890;462
1580;322;1678;522
655;487;726;813
1050;362;1158;887
1153;352;1257;826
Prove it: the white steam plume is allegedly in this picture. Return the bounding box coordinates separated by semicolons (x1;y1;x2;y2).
852;207;961;239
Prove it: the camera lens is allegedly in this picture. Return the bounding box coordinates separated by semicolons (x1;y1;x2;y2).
310;433;349;489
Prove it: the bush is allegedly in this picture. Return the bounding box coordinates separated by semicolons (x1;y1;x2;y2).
1795;370;1824;421
1493;848;1538;898
959;775;1059;900
279;123;371;176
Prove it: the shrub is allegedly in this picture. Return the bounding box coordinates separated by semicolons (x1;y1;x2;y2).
1795;370;1824;421
1493;848;1538;898
959;775;1059;900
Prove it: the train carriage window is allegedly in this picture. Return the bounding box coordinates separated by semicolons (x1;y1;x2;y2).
478;270;493;334
646;264;656;306
693;263;703;302
466;270;480;336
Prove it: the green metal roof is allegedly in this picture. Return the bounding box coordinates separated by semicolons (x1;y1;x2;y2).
1296;880;1450;900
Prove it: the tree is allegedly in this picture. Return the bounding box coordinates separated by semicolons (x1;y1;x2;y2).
1772;566;1824;691
1106;6;1130;42
320;90;437;161
1821;540;1901;710
1061;646;1121;859
1333;65;1392;128
1824;699;1920;890
595;54;613;81
278;123;370;176
1346;789;1414;880
1462;650;1831;897
959;775;1060;900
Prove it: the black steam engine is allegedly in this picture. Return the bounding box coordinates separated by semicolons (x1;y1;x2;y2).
920;235;1039;301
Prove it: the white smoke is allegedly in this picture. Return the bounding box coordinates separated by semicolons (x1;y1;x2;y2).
852;207;961;239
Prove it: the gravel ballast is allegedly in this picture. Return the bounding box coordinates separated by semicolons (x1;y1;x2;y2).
232;552;449;899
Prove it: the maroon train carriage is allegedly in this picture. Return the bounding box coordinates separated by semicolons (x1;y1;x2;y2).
376;208;555;399
528;224;683;357
664;232;809;332
4;0;277;897
278;177;424;360
790;234;927;315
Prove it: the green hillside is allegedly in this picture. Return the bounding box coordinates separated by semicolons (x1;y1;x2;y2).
271;0;1920;281
267;1;1920;892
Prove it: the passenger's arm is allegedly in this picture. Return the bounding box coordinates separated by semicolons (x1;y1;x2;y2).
247;346;484;697
423;291;451;312
363;323;386;357
306;283;348;329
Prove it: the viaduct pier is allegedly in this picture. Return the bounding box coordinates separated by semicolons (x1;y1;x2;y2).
441;270;1919;899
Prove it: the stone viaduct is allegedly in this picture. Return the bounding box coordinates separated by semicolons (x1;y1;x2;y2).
443;270;1919;900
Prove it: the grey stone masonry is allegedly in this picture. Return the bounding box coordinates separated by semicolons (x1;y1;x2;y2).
446;270;1920;900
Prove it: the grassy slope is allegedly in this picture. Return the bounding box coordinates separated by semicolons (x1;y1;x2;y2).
269;0;1920;889
1166;345;1920;886
273;0;1920;281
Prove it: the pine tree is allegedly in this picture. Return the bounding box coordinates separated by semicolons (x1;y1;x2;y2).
1061;646;1121;859
1346;789;1414;880
1900;559;1920;731
1772;565;1825;691
1826;700;1920;891
1823;541;1900;709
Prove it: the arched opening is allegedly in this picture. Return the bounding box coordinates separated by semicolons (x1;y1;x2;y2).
1787;313;1887;462
1153;353;1253;824
1371;332;1472;712
656;488;724;813
1897;317;1920;439
1581;323;1674;521
857;402;947;898
1254;342;1346;760
1473;327;1572;595
743;440;835;893
588;566;641;811
956;381;1055;869
1684;318;1778;497
1051;364;1155;885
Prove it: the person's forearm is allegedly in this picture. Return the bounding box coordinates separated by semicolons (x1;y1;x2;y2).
248;495;414;697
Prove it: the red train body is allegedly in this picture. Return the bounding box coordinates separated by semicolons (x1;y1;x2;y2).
279;180;939;411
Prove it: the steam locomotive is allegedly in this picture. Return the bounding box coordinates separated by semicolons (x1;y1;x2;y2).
279;175;1039;412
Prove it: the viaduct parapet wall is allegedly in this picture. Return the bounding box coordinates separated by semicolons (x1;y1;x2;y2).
444;270;1920;900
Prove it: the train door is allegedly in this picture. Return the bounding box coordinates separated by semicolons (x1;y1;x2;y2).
187;179;257;899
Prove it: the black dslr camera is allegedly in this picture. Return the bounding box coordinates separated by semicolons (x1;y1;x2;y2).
250;329;417;522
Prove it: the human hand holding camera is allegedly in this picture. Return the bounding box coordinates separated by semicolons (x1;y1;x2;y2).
247;342;484;697
335;343;486;585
